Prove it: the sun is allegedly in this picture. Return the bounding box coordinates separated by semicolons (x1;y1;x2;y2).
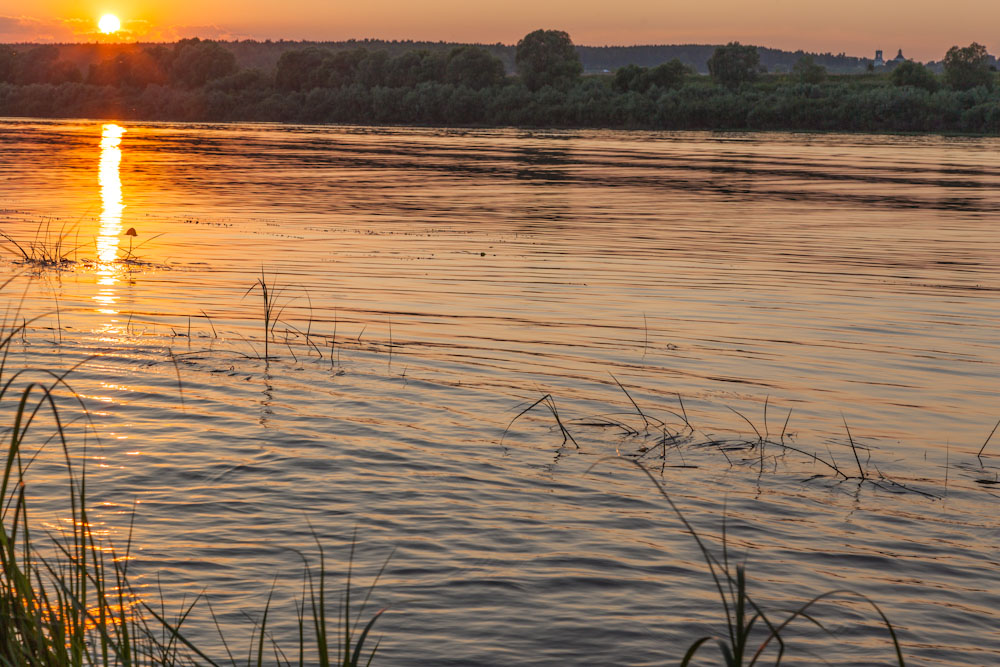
98;14;121;34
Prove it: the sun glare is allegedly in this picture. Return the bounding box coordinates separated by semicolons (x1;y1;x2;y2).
98;14;121;34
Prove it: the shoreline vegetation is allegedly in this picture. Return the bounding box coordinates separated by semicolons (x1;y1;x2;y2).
11;246;998;662
1;30;999;134
0;340;911;666
0;302;389;666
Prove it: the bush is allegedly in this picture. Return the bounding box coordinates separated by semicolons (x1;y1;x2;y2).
708;42;762;88
891;60;939;92
943;43;993;91
792;56;826;84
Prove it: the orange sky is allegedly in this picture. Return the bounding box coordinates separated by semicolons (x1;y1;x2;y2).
1;0;995;61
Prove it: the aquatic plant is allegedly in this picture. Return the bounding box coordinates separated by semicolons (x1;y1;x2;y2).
502;393;580;450
0;219;84;266
0;299;388;665
591;458;907;666
0;373;153;664
243;271;291;361
118;228;164;265
0;382;389;665
507;379;942;498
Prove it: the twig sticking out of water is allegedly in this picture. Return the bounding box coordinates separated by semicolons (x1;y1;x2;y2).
978;418;1000;459
501;394;579;449
780;408;792;444
727;406;763;442
166;347;185;410
676;393;692;432
519;386;937;498
642;312;648;361
842;414;866;480
609;372;652;430
200;309;218;338
330;308;339;370
763;396;770;441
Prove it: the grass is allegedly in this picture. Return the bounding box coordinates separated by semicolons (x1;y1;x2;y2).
0;369;914;666
3;276;962;666
513;377;946;498
0;220;85;267
0;221;163;269
0;306;388;665
242;271;291;361
590;458;907;666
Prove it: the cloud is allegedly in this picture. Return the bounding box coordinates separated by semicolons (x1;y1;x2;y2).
1;15;250;44
0;15;76;42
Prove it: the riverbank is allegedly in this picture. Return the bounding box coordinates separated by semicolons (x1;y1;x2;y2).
2;74;999;134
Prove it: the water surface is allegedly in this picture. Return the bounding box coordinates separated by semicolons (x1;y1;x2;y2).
0;119;998;665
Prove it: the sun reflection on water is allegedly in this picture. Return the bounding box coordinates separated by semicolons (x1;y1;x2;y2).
96;124;125;312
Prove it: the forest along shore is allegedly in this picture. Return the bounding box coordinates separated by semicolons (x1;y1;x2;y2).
2;32;999;133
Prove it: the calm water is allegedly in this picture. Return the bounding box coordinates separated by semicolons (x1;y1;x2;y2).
1;118;998;665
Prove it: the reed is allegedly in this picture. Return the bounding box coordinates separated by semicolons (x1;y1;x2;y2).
0;219;85;266
243;271;290;360
0;379;157;665
0;381;389;666
502;393;580;449
0;306;387;665
591;458;907;666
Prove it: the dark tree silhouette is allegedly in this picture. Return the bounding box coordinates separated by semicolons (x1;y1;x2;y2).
792;56;826;84
708;42;762;87
445;46;505;89
890;60;939;92
614;60;690;93
171;39;238;88
0;46;17;83
88;50;169;88
515;29;582;91
647;60;691;90
943;43;993;91
3;34;1000;134
275;47;329;91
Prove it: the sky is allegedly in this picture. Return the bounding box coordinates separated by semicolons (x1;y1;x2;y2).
0;0;995;62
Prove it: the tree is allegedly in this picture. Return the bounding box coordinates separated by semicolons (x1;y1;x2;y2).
890;60;939;92
385;50;425;88
324;48;367;87
515;29;582;91
707;42;761;87
612;64;644;93
12;45;81;84
792;56;826;84
275;47;330;91
943;43;993;90
647;59;690;90
170;39;237;88
356;50;389;88
88;50;168;88
0;46;17;84
445;46;505;90
613;60;690;94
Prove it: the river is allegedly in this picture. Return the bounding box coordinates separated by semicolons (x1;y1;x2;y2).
0;118;997;665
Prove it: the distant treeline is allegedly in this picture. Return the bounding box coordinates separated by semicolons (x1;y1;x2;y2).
0;38;882;76
1;32;999;133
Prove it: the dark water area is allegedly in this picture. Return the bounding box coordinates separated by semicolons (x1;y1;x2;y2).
0;118;998;665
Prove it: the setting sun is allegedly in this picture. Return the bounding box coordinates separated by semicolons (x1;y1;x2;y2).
98;14;121;34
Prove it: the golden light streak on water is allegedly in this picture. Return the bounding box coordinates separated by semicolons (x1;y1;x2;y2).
95;124;125;311
97;124;125;264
